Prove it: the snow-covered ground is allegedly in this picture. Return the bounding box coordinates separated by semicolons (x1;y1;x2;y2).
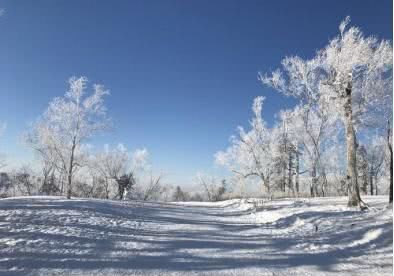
0;196;392;275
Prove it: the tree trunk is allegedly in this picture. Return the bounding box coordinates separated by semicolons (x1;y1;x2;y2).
362;175;368;195
282;162;286;193
387;121;393;204
105;177;109;200
295;150;300;195
60;174;64;195
50;171;56;195
42;171;49;194
67;171;72;199
321;170;327;197
119;187;123;200
310;163;317;197
389;148;393;203
288;152;294;195
369;174;373;196
344;82;362;207
67;138;77;199
266;176;271;197
260;175;265;197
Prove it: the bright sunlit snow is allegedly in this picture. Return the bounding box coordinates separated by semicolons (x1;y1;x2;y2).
0;196;391;275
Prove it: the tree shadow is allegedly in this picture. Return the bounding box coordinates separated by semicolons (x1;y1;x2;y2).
0;197;391;275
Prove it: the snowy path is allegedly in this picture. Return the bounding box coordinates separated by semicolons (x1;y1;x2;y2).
0;196;392;275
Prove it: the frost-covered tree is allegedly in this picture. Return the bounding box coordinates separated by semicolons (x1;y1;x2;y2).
196;173;216;201
13;165;36;196
195;173;227;201
364;136;385;195
93;144;129;199
92;146;154;200
356;145;369;195
39;158;59;195
160;184;175;202
288;104;337;197
132;151;167;201
0;172;11;198
94;146;166;201
25;129;64;194
140;172;164;201
387;127;393;203
172;186;188;202
215;97;275;197
27;76;110;199
362;76;393;202
271;110;299;195
261;17;392;207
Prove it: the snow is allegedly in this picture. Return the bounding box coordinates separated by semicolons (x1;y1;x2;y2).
0;196;392;275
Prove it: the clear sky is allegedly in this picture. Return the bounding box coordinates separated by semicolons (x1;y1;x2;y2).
0;0;392;187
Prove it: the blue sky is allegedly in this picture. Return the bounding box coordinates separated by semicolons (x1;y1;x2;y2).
0;0;392;186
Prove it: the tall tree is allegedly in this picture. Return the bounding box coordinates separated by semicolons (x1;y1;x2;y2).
27;76;110;199
388;126;393;203
261;17;392;207
364;136;385;196
215;97;275;197
356;145;369;195
289;105;336;197
271;111;297;195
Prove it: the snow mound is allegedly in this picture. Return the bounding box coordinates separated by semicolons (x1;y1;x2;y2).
349;229;383;247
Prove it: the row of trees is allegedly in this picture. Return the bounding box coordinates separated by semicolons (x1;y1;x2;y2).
0;161;225;202
172;181;227;202
0;145;169;201
216;17;392;207
0;75;223;201
6;76;229;202
0;77;169;200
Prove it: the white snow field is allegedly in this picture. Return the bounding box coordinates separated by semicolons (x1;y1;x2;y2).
0;196;392;276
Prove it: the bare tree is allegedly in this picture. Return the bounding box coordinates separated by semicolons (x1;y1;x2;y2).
142;173;164;201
